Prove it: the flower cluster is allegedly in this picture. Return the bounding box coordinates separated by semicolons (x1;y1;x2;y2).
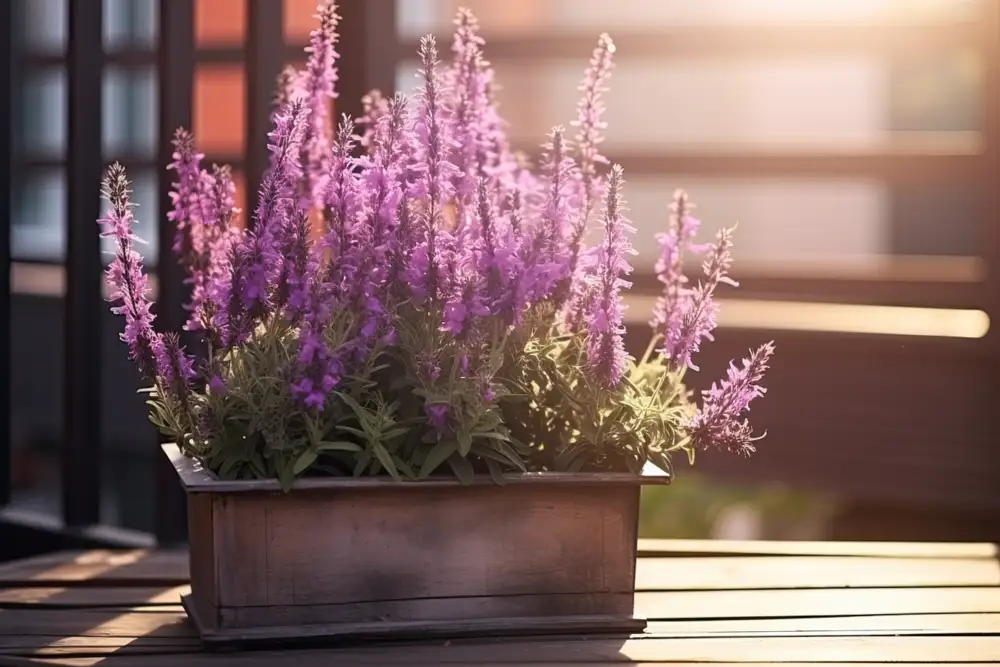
102;3;774;488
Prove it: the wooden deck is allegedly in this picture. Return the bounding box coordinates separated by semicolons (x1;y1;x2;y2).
1;539;998;665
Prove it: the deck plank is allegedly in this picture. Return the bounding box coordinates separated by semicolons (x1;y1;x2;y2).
638;539;1000;559
637;586;1000;619
635;556;1000;590
0;551;188;587
0;544;998;665
4;635;1000;664
0;587;188;608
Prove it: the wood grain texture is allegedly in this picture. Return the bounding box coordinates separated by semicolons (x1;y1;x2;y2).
637;538;1000;559
635;556;1000;590
163;444;671;493
2;543;1000;664
193;482;641;636
185;494;218;630
0;551;188;587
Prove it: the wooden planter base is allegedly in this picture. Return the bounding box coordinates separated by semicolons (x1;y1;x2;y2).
165;444;669;646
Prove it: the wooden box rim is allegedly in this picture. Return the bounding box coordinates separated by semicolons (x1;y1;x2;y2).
162;443;671;494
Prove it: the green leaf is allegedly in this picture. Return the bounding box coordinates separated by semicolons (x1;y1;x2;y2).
485;459;506;486
249;453;267;478
278;460;294;492
336;425;369;439
318;440;363;453
381;426;410;442
470;431;510;442
353;450;371;477
567;454;588;473
218;455;238;479
335;392;371;427
293;449;318;475
419;440;457;479
372;442;400;481
447;453;475;485
456;430;472;457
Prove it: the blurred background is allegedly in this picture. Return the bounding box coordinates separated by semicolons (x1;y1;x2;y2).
1;0;998;556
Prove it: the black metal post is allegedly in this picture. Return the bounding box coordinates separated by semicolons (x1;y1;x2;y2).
245;0;285;227
0;0;12;507
336;0;397;126
981;0;1000;514
983;0;1000;337
63;0;104;527
155;0;196;546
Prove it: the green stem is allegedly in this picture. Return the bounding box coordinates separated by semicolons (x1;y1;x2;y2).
639;333;662;367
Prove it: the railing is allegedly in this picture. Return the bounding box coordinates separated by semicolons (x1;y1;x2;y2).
1;0;998;551
0;0;397;551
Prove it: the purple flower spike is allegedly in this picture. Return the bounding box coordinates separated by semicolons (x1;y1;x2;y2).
100;164;161;380
273;65;299;110
290;274;342;410
358;89;390;153
523;127;580;305
409;35;460;307
651;190;702;348
586;164;634;389
239;99;308;320
187;164;240;340
167;129;208;265
296;0;341;208
664;224;737;371
569;33;615;264
155;332;197;390
689;342;775;456
450;8;491;199
426;403;450;435
274;208;312;320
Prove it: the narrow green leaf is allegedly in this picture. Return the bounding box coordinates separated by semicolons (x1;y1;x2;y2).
249;453;267;478
218;456;238;478
567;454;588;473
456;430;473;457
381;426;410;441
335;391;371;427
419;440;457;479
447;453;475;485
318;440;363;453
353;450;372;477
470;431;509;442
336;425;369;439
278;461;294;492
485;459;506;486
372;442;400;481
392;456;416;480
293;449;318;475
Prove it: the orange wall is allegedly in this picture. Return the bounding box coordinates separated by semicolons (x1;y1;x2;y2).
191;0;319;227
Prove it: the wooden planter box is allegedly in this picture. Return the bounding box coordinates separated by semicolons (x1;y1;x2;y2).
164;444;670;645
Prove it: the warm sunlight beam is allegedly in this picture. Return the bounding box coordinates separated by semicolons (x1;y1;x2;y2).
625;296;990;339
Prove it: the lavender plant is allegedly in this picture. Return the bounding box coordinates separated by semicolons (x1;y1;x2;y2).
102;2;774;489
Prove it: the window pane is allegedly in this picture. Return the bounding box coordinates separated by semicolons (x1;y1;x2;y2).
398;52;980;152
15;68;67;158
104;0;159;50
194;65;247;154
195;0;246;46
621;177;887;272
103;66;159;159
14;0;66;52
592;176;979;274
397;0;982;37
12;170;67;261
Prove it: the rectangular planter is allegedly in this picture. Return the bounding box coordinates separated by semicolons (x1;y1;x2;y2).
165;444;670;645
